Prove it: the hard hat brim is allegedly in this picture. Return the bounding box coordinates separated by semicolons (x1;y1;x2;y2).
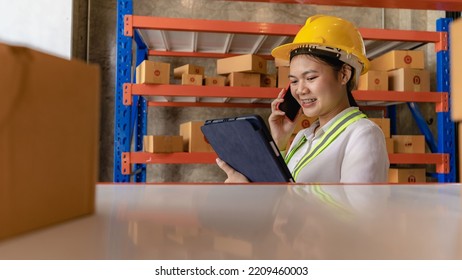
271;42;370;75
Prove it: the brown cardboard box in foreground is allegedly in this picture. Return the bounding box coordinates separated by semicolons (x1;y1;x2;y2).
0;43;100;240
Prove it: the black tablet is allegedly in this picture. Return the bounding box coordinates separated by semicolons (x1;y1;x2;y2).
201;115;295;183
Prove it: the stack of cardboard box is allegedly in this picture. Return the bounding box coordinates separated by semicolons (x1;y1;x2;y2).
216;54;270;87
275;57;290;89
173;64;204;86
367;50;429;183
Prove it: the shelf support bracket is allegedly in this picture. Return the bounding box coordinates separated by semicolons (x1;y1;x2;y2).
124;15;133;37
435;31;448;52
122;152;131;175
123;83;133;105
436;153;450;174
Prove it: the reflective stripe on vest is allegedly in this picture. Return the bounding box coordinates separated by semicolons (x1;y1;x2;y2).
288;109;366;181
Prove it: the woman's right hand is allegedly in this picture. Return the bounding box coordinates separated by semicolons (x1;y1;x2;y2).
269;88;298;150
216;158;249;183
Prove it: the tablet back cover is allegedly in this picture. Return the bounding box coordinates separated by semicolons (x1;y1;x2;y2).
201;116;294;183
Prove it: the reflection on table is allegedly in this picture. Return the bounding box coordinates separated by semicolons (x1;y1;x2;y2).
0;183;461;259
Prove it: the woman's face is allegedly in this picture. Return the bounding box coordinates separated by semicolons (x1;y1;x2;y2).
289;55;350;124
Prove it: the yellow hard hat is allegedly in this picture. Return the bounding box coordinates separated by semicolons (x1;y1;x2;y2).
271;15;369;76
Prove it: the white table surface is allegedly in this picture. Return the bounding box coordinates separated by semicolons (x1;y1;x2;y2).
0;183;461;260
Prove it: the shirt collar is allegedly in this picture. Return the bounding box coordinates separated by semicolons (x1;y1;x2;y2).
303;107;359;139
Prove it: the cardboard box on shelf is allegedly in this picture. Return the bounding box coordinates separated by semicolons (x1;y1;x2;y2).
451;19;462;121
217;54;267;75
180;121;214;152
357;70;388;91
277;66;290;88
293;115;317;134
181;73;203;86
0;43;100;240
388;168;426;183
136;60;170;84
388;68;430;92
370;50;424;71
173;64;204;79
274;58;290;67
204;76;226;86
369;118;391;138
143;135;183;153
227;72;260;87
385;138;394;154
260;74;277;88
392;135;426;153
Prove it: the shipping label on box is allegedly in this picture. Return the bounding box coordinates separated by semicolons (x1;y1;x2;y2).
277;66;290;88
217;54;267;75
180;121;214;152
369;118;391;138
370;50;424;71
388;68;430;92
392;135;426;153
261;74;277;88
173;64;204;79
136;60;170;84
227;72;260;87
0;43;100;240
293;115;317;134
143;135;183;153
357;70;388;91
388;168;426;183
204;76;226;86
181;73;203;86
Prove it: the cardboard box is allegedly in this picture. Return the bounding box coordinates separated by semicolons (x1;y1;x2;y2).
204;76;226;87
369;118;391;138
0;43;100;240
217;54;267;75
293;115;317;134
385;138;394;154
180;121;213;152
143;135;183;153
357;70;388;91
451;19;462;121
388;68;430;92
227;72;260;87
260;74;277;88
277;66;290;88
181;73;203;86
388;168;426;183
370;50;424;71
275;58;290;67
173;64;204;79
136;60;170;84
392;135;426;153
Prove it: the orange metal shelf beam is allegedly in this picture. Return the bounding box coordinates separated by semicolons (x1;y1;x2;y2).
389;153;449;174
122;152;449;175
123;84;448;112
148;101;270;108
125;15;447;54
222;0;462;12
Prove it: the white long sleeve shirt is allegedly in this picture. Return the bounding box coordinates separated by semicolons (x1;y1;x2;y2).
286;107;389;183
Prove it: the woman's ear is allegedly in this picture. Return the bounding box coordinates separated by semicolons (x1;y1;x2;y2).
340;64;353;85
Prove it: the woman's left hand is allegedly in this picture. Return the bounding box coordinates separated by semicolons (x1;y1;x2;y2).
216;158;249;183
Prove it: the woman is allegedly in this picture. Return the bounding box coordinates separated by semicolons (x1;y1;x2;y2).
217;15;389;183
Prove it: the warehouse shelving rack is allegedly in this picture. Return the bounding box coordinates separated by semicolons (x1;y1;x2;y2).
115;0;456;182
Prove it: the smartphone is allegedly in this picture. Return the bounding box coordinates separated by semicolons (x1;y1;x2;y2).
277;84;301;122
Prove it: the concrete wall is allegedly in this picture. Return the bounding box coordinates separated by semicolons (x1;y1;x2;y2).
75;0;444;182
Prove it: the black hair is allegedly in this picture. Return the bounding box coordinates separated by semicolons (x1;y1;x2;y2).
290;50;358;107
